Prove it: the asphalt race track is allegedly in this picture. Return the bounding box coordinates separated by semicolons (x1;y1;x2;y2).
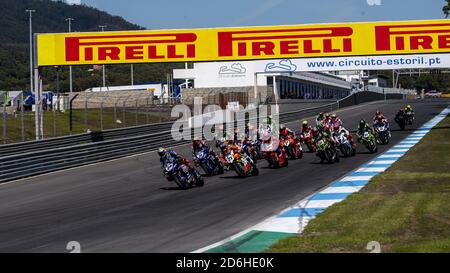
0;99;448;252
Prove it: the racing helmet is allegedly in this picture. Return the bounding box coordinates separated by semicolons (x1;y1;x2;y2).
318;112;324;118
331;114;337;119
359;119;366;127
157;148;166;157
375;110;381;116
302;120;308;127
280;124;286;130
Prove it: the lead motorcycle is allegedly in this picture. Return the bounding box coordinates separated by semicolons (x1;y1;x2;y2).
359;129;378;153
316;137;339;163
395;113;406;130
163;158;204;189
194;147;224;176
225;149;259;177
405;111;414;125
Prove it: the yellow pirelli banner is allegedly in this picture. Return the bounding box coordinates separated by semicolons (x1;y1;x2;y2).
36;19;450;66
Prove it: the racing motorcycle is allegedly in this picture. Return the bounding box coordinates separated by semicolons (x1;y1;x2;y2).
262;139;289;168
241;141;259;163
300;130;316;152
316;137;339;163
405;111;414;125
359;129;378;153
194;147;224;176
395;113;406;130
163;158;204;189
225;149;259;177
373;122;391;145
281;135;302;160
335;131;355;157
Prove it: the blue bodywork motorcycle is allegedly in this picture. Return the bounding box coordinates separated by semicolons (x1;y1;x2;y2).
163;158;204;189
194;147;224;176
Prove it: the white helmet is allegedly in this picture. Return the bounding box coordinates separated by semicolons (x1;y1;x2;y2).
157;148;166;156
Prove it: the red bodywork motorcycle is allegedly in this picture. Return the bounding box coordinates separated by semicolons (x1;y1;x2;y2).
262;137;288;168
281;135;302;160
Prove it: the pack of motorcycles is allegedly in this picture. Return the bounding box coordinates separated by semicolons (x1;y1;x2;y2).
162;111;414;189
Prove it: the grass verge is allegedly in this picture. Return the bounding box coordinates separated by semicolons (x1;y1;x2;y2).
268;115;450;253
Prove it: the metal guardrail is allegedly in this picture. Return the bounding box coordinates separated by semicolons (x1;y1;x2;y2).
0;121;174;157
0;93;403;183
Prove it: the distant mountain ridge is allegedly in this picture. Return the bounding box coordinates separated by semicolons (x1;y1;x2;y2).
0;0;181;91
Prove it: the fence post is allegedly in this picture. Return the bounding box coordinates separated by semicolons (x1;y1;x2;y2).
100;96;107;131
2;99;6;144
84;94;88;132
52;101;56;137
135;96;139;126
158;104;162;123
114;98;118;129
69;94;78;135
122;95;131;128
146;97;150;124
21;91;24;142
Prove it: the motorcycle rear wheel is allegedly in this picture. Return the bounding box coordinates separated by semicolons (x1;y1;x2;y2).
174;175;190;190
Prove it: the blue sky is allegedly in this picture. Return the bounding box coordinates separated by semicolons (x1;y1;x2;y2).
80;0;448;29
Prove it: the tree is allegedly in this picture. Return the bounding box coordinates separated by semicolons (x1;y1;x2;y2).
444;0;450;17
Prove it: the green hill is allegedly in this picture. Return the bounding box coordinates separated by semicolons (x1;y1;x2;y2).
0;0;182;92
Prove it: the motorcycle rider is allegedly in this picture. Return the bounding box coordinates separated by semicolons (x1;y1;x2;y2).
316;112;325;127
279;124;295;139
324;113;333;127
331;123;356;149
193;138;207;154
405;104;415;122
330;114;343;128
373;115;391;138
373;110;386;122
193;138;220;166
316;125;336;150
158;148;203;182
394;108;406;123
405;104;414;114
301;120;313;135
356;119;375;143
